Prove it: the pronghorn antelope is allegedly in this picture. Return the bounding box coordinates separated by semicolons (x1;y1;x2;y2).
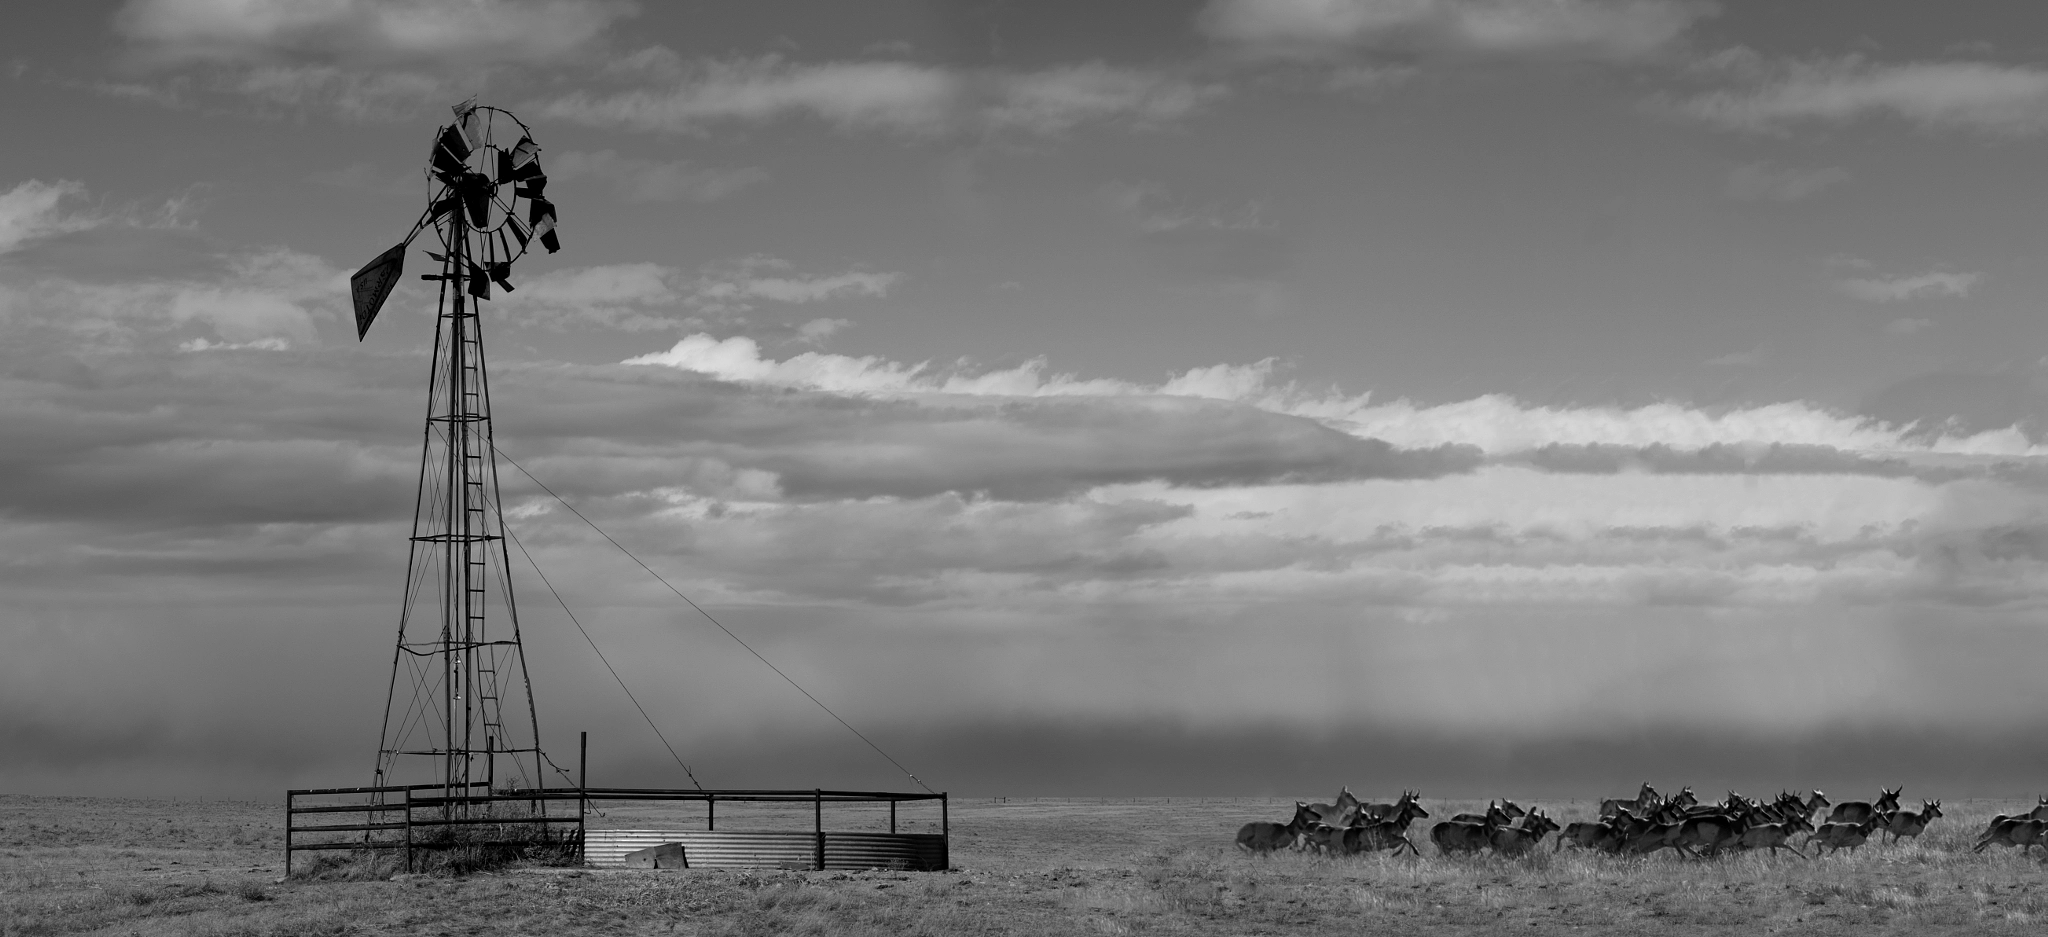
1305;787;1362;828
1673;809;1747;858
1826;786;1900;825
1555;818;1626;854
1429;816;1498;855
1798;791;1831;822
1302;822;1344;854
1613;807;1693;857
1975;816;2048;855
1806;817;1880;855
1599;783;1660;819
1358;790;1423;825
1339;806;1427;857
1365;791;1430;833
1449;800;1524;825
1733;812;1812;858
1881;800;1942;844
1488;811;1560;855
2029;797;2048;822
1236;802;1317;853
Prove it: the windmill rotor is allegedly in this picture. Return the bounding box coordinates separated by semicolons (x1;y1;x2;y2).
351;99;560;341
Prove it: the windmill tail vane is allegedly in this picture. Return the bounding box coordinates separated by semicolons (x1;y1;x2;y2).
349;98;560;341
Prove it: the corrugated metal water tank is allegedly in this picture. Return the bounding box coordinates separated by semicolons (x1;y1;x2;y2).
584;830;947;870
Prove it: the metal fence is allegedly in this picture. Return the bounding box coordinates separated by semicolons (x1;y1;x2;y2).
284;785;948;874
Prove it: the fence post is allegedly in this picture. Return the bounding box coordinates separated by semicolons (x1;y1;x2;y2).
707;795;715;832
404;788;414;873
283;791;293;877
577;731;588;866
941;793;949;870
814;789;824;871
890;799;896;835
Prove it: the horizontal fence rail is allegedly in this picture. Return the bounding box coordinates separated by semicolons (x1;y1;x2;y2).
285;785;947;875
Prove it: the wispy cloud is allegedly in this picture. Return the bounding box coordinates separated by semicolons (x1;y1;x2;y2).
985;63;1223;134
534;54;1218;137
1200;0;1713;61
1722;162;1849;202
625;332;2043;459
493;257;899;331
0;180;94;254
1684;55;2048;134
1832;264;1982;304
115;0;634;65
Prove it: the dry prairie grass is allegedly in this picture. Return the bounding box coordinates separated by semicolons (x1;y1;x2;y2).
5;793;2048;935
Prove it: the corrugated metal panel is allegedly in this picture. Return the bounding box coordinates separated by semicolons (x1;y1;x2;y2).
584;830;945;871
822;833;947;871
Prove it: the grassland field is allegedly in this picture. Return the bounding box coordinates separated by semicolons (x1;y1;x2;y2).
5;792;2048;935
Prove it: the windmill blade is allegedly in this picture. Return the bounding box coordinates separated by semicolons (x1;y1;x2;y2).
488;261;515;293
431;125;470;181
467;263;491;300
529;198;560;254
351;242;407;340
453;97;483;149
497;137;543;184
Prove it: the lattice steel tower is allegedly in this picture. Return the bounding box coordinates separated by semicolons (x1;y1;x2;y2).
349;100;562;800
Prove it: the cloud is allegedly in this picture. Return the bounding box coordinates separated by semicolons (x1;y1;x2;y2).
1835;270;1981;303
492;257;900;330
1684;57;2048;134
984;63;1223;134
224;64;454;119
549;150;769;203
116;0;636;65
794;317;851;345
1200;0;1712;61
1103;181;1291;281
1722;162;1849;201
536;55;962;135
1884;317;1934;336
0;180;95;255
534;55;1217;136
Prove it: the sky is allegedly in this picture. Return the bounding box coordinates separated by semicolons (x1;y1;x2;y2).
8;0;2048;802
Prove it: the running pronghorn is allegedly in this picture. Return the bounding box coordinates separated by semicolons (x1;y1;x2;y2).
1429;815;1499;855
1599;783;1661;819
1734;812;1813;858
1338;797;1429;857
1826;786;1901;825
1358;790;1424;825
2029;797;2048;822
1975;816;2048;856
1880;800;1942;844
1449;799;1524;825
1555;817;1627;854
1807;816;1881;855
1488;811;1561;855
1305;787;1361;827
1236;802;1317;853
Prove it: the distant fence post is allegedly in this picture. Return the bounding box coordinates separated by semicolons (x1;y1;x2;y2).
890;799;897;835
941;793;949;870
707;795;715;832
814;789;825;870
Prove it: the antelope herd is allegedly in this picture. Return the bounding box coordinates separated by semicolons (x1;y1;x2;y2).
1234;784;2048;859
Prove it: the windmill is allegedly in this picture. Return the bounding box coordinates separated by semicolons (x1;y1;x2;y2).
350;99;560;803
